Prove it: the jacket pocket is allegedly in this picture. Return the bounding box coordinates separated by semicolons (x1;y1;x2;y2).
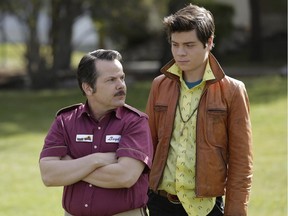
197;148;227;196
206;108;228;148
154;104;168;138
154;104;168;112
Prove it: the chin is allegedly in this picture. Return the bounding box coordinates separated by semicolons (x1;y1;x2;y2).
115;101;125;107
179;64;192;70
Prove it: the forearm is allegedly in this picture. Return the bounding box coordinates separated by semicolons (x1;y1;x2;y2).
84;164;128;188
83;157;145;188
39;153;116;186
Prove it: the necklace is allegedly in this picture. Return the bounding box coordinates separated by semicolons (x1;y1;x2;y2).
178;100;199;136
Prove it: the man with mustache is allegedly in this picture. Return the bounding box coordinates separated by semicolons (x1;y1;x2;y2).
39;49;153;216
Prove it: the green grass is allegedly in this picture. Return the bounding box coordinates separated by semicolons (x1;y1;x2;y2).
233;75;287;215
0;75;286;216
249;99;286;215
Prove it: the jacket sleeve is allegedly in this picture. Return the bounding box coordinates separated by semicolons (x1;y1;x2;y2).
145;78;159;154
224;81;253;216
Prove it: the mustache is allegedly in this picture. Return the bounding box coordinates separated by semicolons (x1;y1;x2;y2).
114;90;126;97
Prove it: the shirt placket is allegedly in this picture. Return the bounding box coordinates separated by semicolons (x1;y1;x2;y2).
82;119;106;215
91;125;102;152
176;91;190;208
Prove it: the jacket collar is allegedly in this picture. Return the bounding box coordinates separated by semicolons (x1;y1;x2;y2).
160;53;225;84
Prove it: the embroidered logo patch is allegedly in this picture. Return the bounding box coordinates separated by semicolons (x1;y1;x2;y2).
105;135;121;143
76;134;93;142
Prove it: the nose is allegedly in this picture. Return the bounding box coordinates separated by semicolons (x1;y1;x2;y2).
177;46;186;56
174;45;187;56
116;78;126;90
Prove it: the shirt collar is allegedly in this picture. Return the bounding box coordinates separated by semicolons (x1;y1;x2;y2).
167;61;215;83
77;101;91;118
81;101;122;120
115;106;123;119
203;61;215;82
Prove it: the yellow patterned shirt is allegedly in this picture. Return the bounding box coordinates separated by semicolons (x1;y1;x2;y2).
158;62;215;216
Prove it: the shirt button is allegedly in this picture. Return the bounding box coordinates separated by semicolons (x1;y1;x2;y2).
98;126;101;130
85;204;88;208
89;184;92;187
94;145;97;149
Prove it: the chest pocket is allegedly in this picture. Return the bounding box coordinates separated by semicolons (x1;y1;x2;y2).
206;108;228;147
154;104;168;112
154;104;168;138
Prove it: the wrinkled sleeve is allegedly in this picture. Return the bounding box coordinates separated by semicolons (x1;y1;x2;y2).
145;78;159;152
225;81;253;215
116;116;153;170
40;116;68;159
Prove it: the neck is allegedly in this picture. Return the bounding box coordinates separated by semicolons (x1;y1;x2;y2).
88;101;112;121
183;61;207;82
93;112;107;121
183;70;204;82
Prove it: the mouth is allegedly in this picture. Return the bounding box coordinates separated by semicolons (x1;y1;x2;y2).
177;60;189;64
114;91;126;97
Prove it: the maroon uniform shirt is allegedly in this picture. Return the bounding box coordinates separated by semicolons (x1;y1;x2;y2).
40;102;153;216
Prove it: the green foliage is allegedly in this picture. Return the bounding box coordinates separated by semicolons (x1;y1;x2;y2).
193;0;234;47
0;43;85;71
90;0;154;49
0;43;26;70
0;75;286;215
261;0;287;13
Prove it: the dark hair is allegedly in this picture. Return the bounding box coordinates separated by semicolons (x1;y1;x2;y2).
163;3;215;48
77;49;122;95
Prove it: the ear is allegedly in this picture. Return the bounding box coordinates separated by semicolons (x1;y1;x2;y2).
82;83;93;95
207;36;214;50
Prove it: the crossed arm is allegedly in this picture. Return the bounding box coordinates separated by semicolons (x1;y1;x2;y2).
39;153;145;188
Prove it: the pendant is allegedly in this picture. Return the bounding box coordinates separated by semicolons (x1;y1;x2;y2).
180;125;186;136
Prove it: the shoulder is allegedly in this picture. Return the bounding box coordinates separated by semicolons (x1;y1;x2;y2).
151;74;178;90
220;75;246;88
218;76;248;100
153;74;166;82
123;104;148;118
55;103;83;117
153;74;176;83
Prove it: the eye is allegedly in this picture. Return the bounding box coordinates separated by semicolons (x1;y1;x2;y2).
107;78;115;82
171;43;178;47
186;43;194;48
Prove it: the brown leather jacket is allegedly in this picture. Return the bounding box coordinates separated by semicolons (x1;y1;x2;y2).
145;54;253;215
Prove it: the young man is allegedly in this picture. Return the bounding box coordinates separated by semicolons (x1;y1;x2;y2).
39;49;153;216
146;4;253;216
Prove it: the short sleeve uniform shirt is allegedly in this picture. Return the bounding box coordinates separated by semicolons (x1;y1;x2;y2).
40;102;153;216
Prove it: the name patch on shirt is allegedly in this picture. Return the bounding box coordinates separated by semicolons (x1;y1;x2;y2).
76;134;93;142
105;135;121;143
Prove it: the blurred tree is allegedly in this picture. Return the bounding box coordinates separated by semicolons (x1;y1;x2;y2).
0;0;155;88
89;0;153;51
0;0;87;89
50;0;84;80
26;0;45;88
249;0;263;61
0;0;47;88
0;6;8;68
